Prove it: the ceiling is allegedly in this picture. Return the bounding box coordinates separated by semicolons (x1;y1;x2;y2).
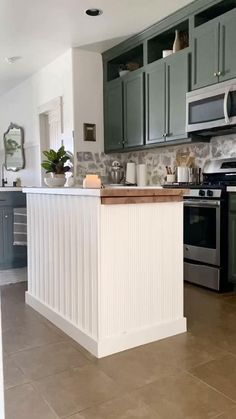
0;0;193;95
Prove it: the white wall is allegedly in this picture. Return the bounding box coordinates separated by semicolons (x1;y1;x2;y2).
0;49;74;186
72;48;104;154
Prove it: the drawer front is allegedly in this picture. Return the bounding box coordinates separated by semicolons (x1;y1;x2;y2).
0;192;26;207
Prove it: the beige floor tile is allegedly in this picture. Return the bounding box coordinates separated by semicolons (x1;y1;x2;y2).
66;394;161;418
190;354;236;402
3;356;29;390
213;406;236;418
3;320;64;355
5;383;58;419
132;372;236;419
34;363;123;418
95;346;182;391
11;341;90;380
138;331;227;371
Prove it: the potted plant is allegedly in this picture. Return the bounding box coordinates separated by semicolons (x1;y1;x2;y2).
41;146;71;187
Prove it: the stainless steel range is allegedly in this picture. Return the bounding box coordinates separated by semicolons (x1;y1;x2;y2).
165;158;236;291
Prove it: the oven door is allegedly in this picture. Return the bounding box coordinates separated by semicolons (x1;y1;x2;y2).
184;199;220;266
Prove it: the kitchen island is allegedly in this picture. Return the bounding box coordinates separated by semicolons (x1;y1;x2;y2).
23;187;186;358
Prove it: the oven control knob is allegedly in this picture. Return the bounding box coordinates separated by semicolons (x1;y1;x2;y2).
199;189;205;197
207;190;214;197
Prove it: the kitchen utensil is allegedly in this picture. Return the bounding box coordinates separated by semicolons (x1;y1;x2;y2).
109;161;124;184
166;174;176;183
177;167;189;183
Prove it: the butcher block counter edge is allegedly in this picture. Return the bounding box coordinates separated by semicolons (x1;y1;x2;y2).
23;187;186;204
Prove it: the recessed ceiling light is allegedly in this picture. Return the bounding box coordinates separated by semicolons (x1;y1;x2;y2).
5;56;22;64
85;8;103;17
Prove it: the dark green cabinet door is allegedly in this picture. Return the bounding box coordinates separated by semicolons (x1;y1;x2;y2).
104;79;123;152
228;212;236;283
146;61;165;144
219;10;236;83
192;21;219;90
3;208;14;265
166;50;189;141
123;71;144;148
0;210;4;262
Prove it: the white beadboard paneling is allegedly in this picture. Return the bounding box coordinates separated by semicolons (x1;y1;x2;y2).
99;202;184;339
27;193;100;339
26;192;186;358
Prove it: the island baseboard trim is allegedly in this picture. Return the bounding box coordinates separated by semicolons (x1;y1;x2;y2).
25;292;98;357
26;291;186;358
97;318;187;358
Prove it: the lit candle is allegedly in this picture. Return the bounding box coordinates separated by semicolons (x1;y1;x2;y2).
83;174;101;189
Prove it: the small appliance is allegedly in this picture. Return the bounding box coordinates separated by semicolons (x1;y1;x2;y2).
186;78;236;137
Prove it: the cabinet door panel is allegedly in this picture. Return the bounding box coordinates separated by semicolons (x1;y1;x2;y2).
124;72;144;148
146;61;165;144
219;10;236;83
192;21;219;90
3;208;13;263
229;209;236;284
166;51;189;141
105;79;123;152
0;210;4;262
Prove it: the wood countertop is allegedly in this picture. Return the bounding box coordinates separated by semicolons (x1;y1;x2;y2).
101;188;186;205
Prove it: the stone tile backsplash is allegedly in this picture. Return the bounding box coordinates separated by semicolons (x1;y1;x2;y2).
76;136;236;185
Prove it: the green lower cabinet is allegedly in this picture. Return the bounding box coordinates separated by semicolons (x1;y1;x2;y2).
123;70;145;148
104;79;123;152
228;194;236;284
146;61;166;144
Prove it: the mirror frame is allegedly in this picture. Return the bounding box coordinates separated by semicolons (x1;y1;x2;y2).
3;122;25;172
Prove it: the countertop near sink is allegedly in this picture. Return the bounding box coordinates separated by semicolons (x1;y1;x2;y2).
0;187;23;192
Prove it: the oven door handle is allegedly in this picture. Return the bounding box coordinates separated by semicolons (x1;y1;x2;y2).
184;200;220;208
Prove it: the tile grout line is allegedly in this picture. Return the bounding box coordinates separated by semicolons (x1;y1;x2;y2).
187;370;236;405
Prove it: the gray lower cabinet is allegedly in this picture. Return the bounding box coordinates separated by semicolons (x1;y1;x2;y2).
192;9;236;90
228;193;236;284
146;50;189;145
123;71;145;148
104;79;123;152
0;192;27;270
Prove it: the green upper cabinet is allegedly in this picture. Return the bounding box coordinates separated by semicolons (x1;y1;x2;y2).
123;70;145;148
145;49;189;145
166;50;189;141
104;79;123;152
219;9;236;83
192;9;236;90
192;20;219;90
146;60;166;144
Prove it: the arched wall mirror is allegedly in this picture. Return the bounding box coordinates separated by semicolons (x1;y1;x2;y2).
3;123;25;171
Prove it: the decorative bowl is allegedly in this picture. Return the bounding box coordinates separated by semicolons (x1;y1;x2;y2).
44;175;66;187
119;70;130;77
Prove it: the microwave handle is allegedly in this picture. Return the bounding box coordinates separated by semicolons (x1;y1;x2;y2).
224;88;230;125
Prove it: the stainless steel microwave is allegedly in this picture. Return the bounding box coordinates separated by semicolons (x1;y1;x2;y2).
186;79;236;137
